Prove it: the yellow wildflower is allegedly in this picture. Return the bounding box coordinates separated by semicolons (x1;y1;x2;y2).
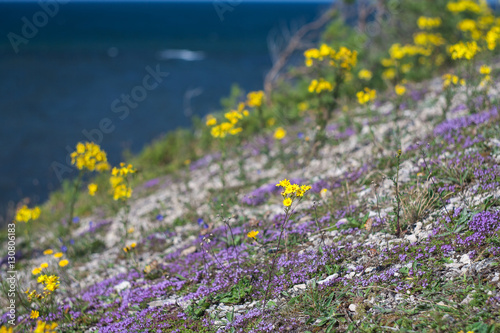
70;142;110;172
356;88;377;105
358;69;372;80
0;326;13;333
58;260;69;267
308;78;334;94
274;127;287;140
30;310;39;319
15;205;41;223
32;267;42;275
447;0;482;13
43;249;53;255
111;162;136;177
395;84;406;96
88;183;98;196
246;90;265;108
34;320;58;333
382;68;396;80
276;179;291;188
417;16;442;29
206;114;217;126
298;102;309;112
283;197;293;207
54;252;63;259
448;41;481;60
480;65;491;74
247;230;259;239
40;263;49;269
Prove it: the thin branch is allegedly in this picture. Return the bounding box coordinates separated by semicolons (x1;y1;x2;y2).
264;7;336;99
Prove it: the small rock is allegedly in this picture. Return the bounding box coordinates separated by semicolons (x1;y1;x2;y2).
148;300;165;308
318;274;338;285
460;294;473;305
113;281;131;293
442;314;455;323
348;304;357;312
460;254;471;265
364;267;375;273
406;234;417;244
292;284;307;292
180;245;197;257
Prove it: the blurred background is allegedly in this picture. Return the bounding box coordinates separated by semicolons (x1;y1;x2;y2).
0;0;331;219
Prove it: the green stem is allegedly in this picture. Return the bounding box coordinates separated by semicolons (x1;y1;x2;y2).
68;170;84;229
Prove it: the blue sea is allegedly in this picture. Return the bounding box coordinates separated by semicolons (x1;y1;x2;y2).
0;1;330;216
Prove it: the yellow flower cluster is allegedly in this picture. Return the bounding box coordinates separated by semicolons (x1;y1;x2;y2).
276;179;311;207
112;162;136;177
395;84;406;96
417;16;442;30
447;0;483;14
356;88;377;105
110;163;135;201
382;68;396;80
0;326;12;333
389;43;432;60
448;41;481;59
358;69;372;81
308;78;334;94
485;26;500;50
32;262;48;275
34;321;58;333
413;32;445;47
70;142;110;172
246;90;265;108
334;46;358;70
442;73;465;88
123;242;137;253
110;178;132;201
15;205;40;223
26;274;60;301
479;64;492;87
207;103;248;138
88;183;98;196
30;310;39;319
38;275;60;292
304;44;357;70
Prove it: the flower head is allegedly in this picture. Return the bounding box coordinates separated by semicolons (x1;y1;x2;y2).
358;69;372;80
395;84;406;96
88;183;98;196
15;205;41;223
30;310;39;319
274;127;287;140
70;142;110;172
246;90;265;108
58;260;69;267
356;88;377;105
247;230;259;239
